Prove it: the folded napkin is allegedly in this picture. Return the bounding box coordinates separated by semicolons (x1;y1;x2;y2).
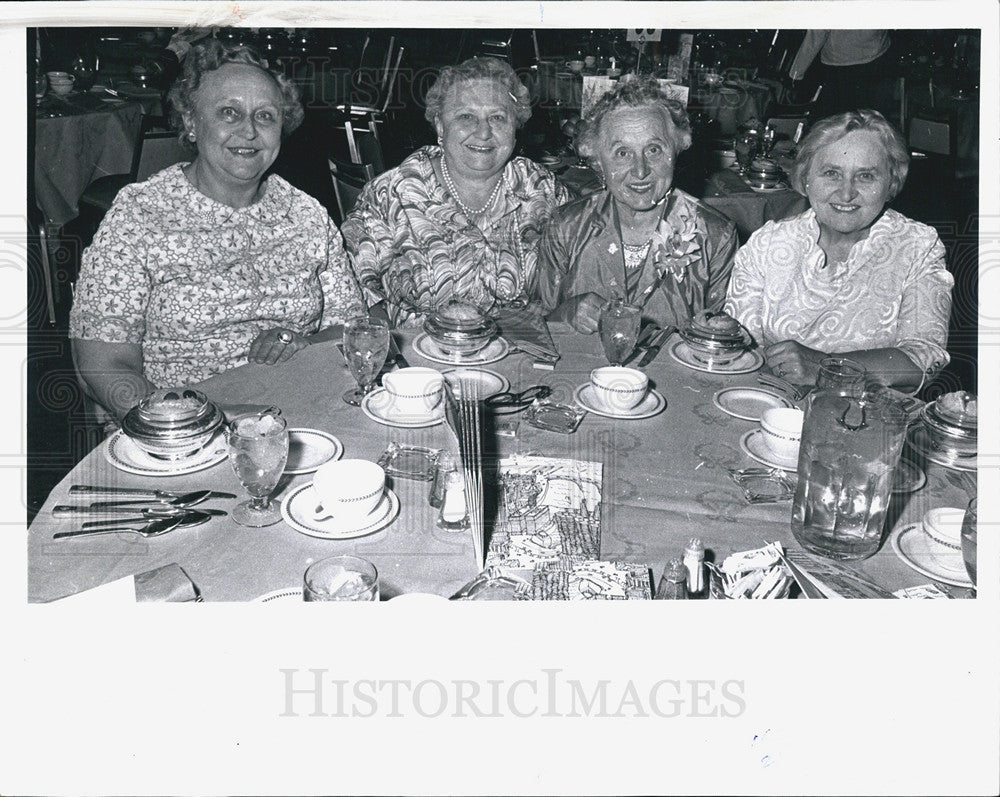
494;307;559;362
134;563;201;602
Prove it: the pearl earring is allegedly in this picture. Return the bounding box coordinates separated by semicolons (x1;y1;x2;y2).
188;131;196;141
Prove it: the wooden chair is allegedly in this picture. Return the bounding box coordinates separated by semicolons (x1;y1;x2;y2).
328;156;375;225
79;116;189;214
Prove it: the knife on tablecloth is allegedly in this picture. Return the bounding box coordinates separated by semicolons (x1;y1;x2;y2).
637;325;677;367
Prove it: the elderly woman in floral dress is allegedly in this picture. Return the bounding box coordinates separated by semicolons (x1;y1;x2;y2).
69;41;364;420
341;56;571;326
536;76;738;333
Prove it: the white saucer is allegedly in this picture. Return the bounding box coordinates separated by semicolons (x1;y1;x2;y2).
281;483;400;540
361;387;444;428
573;384;666;420
668;339;764;375
412;333;509;366
906;427;977;472
254;587;303;603
740;429;797;472
713;386;792;421
103;430;228;476
284;428;343;475
890;523;973;588
441;367;509;399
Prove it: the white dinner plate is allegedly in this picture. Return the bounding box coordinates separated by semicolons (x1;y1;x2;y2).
412;333;510;366
281;483;400;540
284;428;343;475
361;387;444;428
668;339;764;375
739;429;797;472
441;367;509;399
254;587;303;603
573;384;666;420
713;386;792;421
890;523;973;588
906;426;977;472
103;430;228;476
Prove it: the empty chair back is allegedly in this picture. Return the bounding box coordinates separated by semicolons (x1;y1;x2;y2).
328;156;376;224
134;131;190;182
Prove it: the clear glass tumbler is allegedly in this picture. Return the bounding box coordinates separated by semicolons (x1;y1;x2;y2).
342;315;390;406
598;299;641;366
815;356;868;396
227;414;289;527
304;555;380;601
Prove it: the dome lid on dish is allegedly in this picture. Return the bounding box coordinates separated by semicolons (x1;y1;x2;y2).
424;299;497;336
121;388;223;440
924;391;977;435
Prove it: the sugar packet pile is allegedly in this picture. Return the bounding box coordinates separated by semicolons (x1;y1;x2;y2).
708;542;792;599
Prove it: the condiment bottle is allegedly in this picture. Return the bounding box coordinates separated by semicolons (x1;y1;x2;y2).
655;558;688;599
437;470;469;532
683;538;705;597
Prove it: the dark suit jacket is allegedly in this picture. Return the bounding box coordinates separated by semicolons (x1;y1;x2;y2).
535;188;738;329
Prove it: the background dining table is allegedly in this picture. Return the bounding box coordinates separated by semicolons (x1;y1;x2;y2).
702;165;809;243
33;91;151;227
27;326;975;602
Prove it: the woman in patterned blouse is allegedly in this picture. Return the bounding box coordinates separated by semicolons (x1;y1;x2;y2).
70;40;364;419
725;110;954;392
341;57;571;326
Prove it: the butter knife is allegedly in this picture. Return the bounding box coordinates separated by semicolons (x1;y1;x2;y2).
69;485;237;500
53;505;227;518
387;336;410;369
637;326;677;367
623;323;661;366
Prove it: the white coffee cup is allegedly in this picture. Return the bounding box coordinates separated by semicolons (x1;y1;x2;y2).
382;366;443;416
311;459;385;522
590;366;648;412
759;407;804;462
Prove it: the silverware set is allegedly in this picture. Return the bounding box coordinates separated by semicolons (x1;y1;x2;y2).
757;371;810;402
442;380;485;566
625;323;677;367
52;485;234;539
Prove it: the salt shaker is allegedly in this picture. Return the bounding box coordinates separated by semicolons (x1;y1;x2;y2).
428;452;457;509
437;470;469;532
683;538;705;597
655;558;688;600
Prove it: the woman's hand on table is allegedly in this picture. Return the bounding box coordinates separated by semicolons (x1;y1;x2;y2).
247;327;311;366
763;340;825;387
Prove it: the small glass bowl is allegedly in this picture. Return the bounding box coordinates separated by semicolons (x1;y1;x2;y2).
921;391;977;458
423;299;498;357
679;313;751;366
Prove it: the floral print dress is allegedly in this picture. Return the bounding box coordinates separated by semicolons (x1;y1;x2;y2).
69;164;364;386
341;146;571;326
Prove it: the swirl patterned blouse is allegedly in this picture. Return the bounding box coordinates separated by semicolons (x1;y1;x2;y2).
724;208;954;378
69;164;364;386
341;146;571;326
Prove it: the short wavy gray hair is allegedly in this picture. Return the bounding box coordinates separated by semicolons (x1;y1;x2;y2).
167;39;304;151
576;75;693;164
423;56;532;128
791;109;909;199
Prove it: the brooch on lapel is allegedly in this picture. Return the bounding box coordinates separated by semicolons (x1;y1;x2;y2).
607;242;619;255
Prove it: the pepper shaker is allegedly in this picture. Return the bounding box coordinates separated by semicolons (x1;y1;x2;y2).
683;538;705;598
437;470;469;532
428;452;456;509
655;558;688;599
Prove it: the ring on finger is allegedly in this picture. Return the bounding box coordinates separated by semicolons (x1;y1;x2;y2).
278;331;293;344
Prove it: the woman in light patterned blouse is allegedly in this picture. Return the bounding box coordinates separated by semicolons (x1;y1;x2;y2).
341;57;571;326
725;110;954;392
70;40;364;419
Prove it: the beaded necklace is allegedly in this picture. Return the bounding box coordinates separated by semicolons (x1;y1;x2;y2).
440;155;504;218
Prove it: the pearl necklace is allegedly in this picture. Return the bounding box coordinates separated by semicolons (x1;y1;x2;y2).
440;156;503;218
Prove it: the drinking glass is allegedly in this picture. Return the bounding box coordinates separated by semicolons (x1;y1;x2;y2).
598;300;641;366
342;315;390;406
961;497;977;589
304;555;379;601
816;357;868;396
227;414;289;527
734;131;758;174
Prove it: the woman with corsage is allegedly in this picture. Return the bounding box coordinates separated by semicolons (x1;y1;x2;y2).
536;76;738;333
341;56;571;326
70;40;364;419
725;110;953;391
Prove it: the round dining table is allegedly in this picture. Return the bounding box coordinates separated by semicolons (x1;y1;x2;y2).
27;326;975;602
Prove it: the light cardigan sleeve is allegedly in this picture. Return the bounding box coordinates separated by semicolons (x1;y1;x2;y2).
318;214;366;328
68;184;151;343
723;221;772;346
893;230;953;377
788;30;829;80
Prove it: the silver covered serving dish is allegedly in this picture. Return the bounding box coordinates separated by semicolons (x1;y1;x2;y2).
679;311;752;366
120;388;224;460
422;299;497;357
921;391;977;458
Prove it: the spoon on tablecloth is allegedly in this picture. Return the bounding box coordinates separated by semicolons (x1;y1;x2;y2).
81;489;215;510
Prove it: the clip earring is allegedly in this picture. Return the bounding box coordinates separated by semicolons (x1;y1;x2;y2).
187;131;196;141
